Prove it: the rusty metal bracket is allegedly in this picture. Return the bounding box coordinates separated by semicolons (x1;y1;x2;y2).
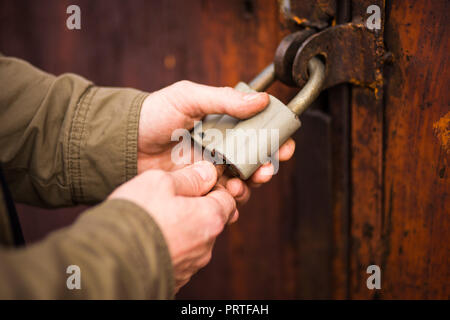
291;23;383;95
275;0;385;98
274;29;316;86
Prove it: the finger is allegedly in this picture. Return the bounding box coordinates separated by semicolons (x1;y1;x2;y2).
170;161;217;196
229;209;240;224
250;162;274;184
225;178;251;205
180;187;236;238
216;172;251;204
204;188;236;224
166;80;270;119
244;139;295;188
276;138;296;162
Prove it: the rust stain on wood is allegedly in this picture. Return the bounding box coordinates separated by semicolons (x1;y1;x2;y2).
433;112;450;154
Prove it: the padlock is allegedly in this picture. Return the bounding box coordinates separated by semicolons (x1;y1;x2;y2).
191;57;325;180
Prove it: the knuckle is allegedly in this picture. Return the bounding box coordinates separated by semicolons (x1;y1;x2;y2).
173;80;194;90
200;201;224;237
199;252;213;268
211;192;235;220
205;197;223;218
222;191;236;212
198;194;233;236
220;86;238;99
208;212;225;237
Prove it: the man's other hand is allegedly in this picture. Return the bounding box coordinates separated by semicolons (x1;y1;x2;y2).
109;161;236;293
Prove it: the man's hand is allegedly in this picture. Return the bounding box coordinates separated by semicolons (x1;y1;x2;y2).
110;81;297;293
137;80;296;205
109;161;236;293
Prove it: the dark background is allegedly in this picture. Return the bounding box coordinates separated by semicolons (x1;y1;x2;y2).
0;0;448;299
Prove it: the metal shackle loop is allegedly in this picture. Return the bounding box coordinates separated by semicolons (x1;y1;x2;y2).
247;57;326;116
287;57;326;115
248;63;275;92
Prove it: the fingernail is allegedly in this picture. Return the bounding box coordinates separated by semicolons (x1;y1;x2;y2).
259;164;274;177
193;162;213;181
243;93;262;101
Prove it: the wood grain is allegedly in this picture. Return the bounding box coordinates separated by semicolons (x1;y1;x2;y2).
380;0;449;299
0;0;448;299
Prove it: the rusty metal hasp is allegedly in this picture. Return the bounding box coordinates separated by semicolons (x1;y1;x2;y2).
274;4;385;97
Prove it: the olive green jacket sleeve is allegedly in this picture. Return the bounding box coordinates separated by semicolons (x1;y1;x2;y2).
0;199;174;299
0;54;146;207
0;54;174;299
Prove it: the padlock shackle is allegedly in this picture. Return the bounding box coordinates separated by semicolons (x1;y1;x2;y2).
248;63;275;92
247;56;325;115
287;57;325;115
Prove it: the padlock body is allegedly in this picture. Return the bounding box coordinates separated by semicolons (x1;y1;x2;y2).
191;82;301;180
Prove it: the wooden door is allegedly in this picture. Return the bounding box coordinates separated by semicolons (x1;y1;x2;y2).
0;0;448;299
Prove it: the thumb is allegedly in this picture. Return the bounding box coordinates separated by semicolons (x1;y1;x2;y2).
170;161;218;196
165;80;270;119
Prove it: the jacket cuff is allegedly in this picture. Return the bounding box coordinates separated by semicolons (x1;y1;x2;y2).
67;86;148;204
